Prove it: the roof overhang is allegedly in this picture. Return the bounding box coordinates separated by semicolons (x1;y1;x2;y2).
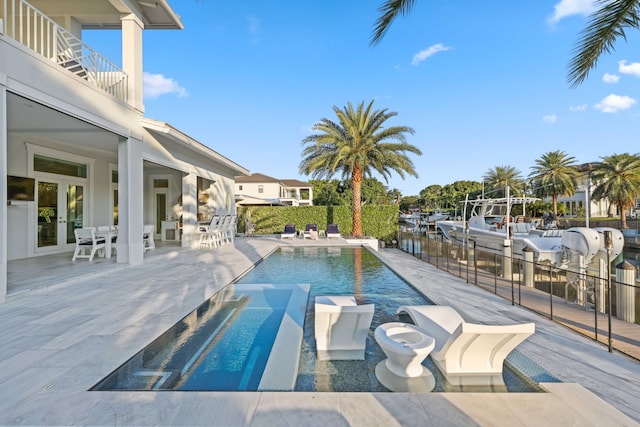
142;118;250;176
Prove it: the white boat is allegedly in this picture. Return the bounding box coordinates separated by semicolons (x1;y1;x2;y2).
436;196;623;270
405;211;450;228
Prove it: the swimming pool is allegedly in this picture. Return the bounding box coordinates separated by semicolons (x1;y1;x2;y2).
94;246;553;392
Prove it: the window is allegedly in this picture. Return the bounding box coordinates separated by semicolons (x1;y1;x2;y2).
154;179;169;188
239;185;243;191
258;185;264;194
34;155;87;178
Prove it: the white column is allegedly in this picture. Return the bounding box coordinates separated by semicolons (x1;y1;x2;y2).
121;14;144;113
117;136;144;265
181;173;198;248
0;76;7;303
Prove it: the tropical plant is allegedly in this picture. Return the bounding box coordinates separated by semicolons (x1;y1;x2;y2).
483;165;524;198
529;150;578;218
591;153;640;229
299;100;422;237
569;0;640;86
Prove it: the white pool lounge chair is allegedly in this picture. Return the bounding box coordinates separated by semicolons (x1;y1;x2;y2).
397;305;535;375
326;224;341;239
281;224;296;240
314;295;374;360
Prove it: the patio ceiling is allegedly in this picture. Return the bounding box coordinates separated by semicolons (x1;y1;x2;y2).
6;93;120;153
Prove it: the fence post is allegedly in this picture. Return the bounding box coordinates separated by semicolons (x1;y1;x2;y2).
522;246;534;288
502;241;512;278
616;261;636;323
549;265;554;320
473;240;478;285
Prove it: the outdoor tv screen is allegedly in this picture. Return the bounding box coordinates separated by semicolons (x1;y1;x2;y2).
7;175;35;201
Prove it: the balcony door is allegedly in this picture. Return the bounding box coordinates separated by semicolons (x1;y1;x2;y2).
36;179;86;250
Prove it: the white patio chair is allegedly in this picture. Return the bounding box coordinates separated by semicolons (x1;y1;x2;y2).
199;215;220;248
314;295;375;360
143;224;155;251
397;305;535;375
72;227;106;262
225;215;238;243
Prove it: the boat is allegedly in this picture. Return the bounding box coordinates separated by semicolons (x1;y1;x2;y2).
436;195;623;271
404;211;450;229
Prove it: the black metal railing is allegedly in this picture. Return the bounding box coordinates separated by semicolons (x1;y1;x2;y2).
397;229;640;360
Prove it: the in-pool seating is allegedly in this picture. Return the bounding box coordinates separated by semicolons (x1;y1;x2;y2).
397;305;535;375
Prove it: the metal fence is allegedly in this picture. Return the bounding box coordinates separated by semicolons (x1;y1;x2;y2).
397;229;640;361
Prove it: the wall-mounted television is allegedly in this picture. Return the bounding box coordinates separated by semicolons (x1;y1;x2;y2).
7;175;36;201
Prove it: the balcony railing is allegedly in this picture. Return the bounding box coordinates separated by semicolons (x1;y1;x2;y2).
1;0;128;102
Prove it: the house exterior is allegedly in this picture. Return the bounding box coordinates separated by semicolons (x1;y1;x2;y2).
556;163;613;218
0;0;249;302
235;173;313;206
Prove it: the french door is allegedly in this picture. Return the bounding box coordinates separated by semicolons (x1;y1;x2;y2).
36;179;86;250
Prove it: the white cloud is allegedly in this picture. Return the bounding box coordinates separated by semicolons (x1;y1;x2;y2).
411;43;451;66
594;94;636;113
618;60;640;77
547;0;596;25
569;104;588;112
247;15;261;34
542;114;558;124
602;73;620;83
143;72;188;99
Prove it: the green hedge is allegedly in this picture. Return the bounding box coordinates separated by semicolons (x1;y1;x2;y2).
237;205;399;242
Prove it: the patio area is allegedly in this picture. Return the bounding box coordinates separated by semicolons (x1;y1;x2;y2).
1;236;639;425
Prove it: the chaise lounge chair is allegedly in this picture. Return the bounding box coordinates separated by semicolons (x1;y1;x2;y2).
281;224;296;240
304;224;318;240
326;223;341;239
397;305;534;375
314;295;375;360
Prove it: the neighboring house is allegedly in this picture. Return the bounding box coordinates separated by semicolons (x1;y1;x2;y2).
235;173;313;207
0;1;249;302
556;163;610;218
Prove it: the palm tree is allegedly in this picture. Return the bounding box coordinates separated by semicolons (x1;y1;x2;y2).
569;1;640;87
591;153;640;229
299;100;422;237
483;165;524;198
529;150;578;218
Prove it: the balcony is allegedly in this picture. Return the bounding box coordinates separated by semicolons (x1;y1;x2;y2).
1;0;128;102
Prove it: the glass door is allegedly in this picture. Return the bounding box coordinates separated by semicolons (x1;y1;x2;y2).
37;179;85;249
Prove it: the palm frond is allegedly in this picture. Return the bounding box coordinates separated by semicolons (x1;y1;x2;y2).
568;0;640;87
370;0;417;46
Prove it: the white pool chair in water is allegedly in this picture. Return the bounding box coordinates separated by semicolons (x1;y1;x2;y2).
397;305;535;375
314;295;374;360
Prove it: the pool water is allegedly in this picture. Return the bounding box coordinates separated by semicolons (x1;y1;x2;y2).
235;247;546;392
94;246;553;392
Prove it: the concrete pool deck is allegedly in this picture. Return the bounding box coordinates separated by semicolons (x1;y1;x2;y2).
1;236;639;426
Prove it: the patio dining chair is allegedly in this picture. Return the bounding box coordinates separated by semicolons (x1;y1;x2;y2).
72;227;106;262
143;224;155;251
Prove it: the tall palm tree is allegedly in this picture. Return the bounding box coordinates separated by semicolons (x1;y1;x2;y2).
569;1;640;87
529;150;578;218
369;1;640;87
591;153;640;229
299;100;422;237
483;165;524;198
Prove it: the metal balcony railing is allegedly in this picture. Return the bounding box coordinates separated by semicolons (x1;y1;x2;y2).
1;0;128;102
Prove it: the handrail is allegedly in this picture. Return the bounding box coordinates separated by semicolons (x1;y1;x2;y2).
1;0;128;102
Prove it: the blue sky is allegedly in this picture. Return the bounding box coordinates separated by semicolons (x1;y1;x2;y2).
90;1;640;196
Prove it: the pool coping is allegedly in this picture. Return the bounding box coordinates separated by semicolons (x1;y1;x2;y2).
256;283;310;391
